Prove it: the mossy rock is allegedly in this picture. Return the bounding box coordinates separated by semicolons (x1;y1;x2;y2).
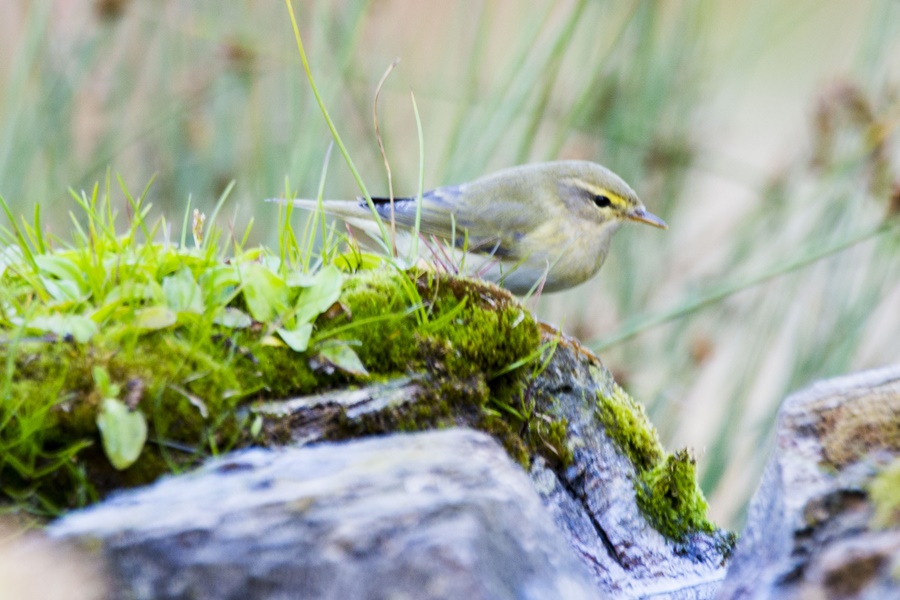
3;262;721;548
0;267;561;513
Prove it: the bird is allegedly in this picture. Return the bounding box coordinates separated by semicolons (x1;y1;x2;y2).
279;160;666;294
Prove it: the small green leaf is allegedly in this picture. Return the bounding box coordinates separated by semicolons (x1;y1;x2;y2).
103;281;164;306
35;255;86;288
40;276;83;302
260;334;286;347
169;384;209;418
285;271;318;287
250;415;263;438
317;343;369;377
162;267;203;313
35;254;87;302
92;365;120;399
134;306;178;330
277;323;313;352
96;398;148;470
294;265;343;324
199;264;241;307
0;245;24;276
213;307;252;328
157;251;206;277
240;263;289;322
28;314;98;343
332;251;384;272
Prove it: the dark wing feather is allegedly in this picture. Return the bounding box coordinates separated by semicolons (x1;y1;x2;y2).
363;187;502;255
364;183;540;260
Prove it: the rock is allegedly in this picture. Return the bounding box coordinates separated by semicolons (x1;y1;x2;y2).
51;429;600;600
51;333;734;599
717;364;900;600
254;332;734;597
527;336;732;598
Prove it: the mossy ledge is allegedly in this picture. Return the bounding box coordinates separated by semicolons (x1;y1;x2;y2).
596;384;722;543
2;224;717;545
0;266;573;513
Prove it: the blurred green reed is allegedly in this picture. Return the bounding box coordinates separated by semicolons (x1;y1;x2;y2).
0;0;898;526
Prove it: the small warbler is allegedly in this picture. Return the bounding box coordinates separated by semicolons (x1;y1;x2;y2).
283;160;666;294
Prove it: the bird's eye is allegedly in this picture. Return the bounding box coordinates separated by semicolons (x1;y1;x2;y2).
592;194;613;208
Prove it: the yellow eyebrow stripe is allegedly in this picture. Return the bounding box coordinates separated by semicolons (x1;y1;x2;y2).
569;180;626;207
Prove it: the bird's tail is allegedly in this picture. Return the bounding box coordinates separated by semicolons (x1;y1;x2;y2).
265;197;370;219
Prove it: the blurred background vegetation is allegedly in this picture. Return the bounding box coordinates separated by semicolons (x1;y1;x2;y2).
1;0;898;527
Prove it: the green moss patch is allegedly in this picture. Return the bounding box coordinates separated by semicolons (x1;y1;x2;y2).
596;384;716;541
595;384;664;471
321;269;571;469
635;450;714;540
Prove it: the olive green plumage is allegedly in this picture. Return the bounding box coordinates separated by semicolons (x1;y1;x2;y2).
286;160;666;294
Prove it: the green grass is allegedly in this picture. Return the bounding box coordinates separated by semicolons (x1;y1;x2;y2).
0;172;348;511
0;1;898;528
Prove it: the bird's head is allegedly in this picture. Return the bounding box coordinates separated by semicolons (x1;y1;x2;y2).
554;161;667;231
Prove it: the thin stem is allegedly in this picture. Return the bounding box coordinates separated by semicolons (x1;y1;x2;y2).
283;0;390;249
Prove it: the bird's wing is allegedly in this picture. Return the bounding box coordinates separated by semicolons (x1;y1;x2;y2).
279;186;537;258
367;186;463;238
375;186;550;258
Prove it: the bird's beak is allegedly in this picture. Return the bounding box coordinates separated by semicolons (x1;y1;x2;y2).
626;207;668;229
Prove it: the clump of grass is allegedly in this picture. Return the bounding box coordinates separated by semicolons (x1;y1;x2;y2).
0;173;352;511
0;168;567;514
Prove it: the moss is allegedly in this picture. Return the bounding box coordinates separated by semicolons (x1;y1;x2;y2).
250;342;325;397
0;329;267;507
635;449;715;540
330;269;540;379
0;188;569;514
596;385;717;542
5;258;714;545
869;456;900;530
328;268;423;373
477;413;531;467
595;384;664;471
323;269;566;470
414;273;540;375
